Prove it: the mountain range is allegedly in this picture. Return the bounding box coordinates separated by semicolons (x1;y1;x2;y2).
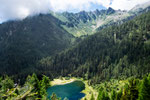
51;1;150;37
0;2;150;82
38;10;150;84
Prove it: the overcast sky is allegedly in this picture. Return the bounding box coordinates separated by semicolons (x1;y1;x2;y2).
0;0;150;23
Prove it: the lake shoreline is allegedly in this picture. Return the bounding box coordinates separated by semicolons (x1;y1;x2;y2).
50;77;76;86
49;77;98;100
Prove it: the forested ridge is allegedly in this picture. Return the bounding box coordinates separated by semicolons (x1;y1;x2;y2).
0;4;150;100
96;74;150;100
0;14;74;81
0;6;150;84
38;11;150;84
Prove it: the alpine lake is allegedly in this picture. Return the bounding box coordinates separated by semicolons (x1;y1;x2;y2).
47;80;85;100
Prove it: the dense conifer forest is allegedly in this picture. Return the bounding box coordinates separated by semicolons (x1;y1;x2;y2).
0;3;150;100
38;12;150;84
0;14;74;82
0;73;150;100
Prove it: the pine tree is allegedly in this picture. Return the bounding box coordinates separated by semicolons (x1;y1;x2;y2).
51;93;58;100
97;90;110;100
90;93;95;100
1;76;14;92
116;90;122;100
111;90;116;100
138;75;150;100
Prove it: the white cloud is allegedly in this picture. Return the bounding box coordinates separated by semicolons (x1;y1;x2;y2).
0;0;51;22
0;0;150;23
49;0;110;12
110;0;150;10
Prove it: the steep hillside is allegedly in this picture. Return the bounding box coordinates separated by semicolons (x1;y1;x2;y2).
97;2;150;31
52;7;123;37
38;11;150;83
52;3;150;37
0;1;150;83
0;14;74;77
129;1;150;14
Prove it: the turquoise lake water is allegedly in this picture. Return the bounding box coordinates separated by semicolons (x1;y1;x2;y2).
47;81;85;100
